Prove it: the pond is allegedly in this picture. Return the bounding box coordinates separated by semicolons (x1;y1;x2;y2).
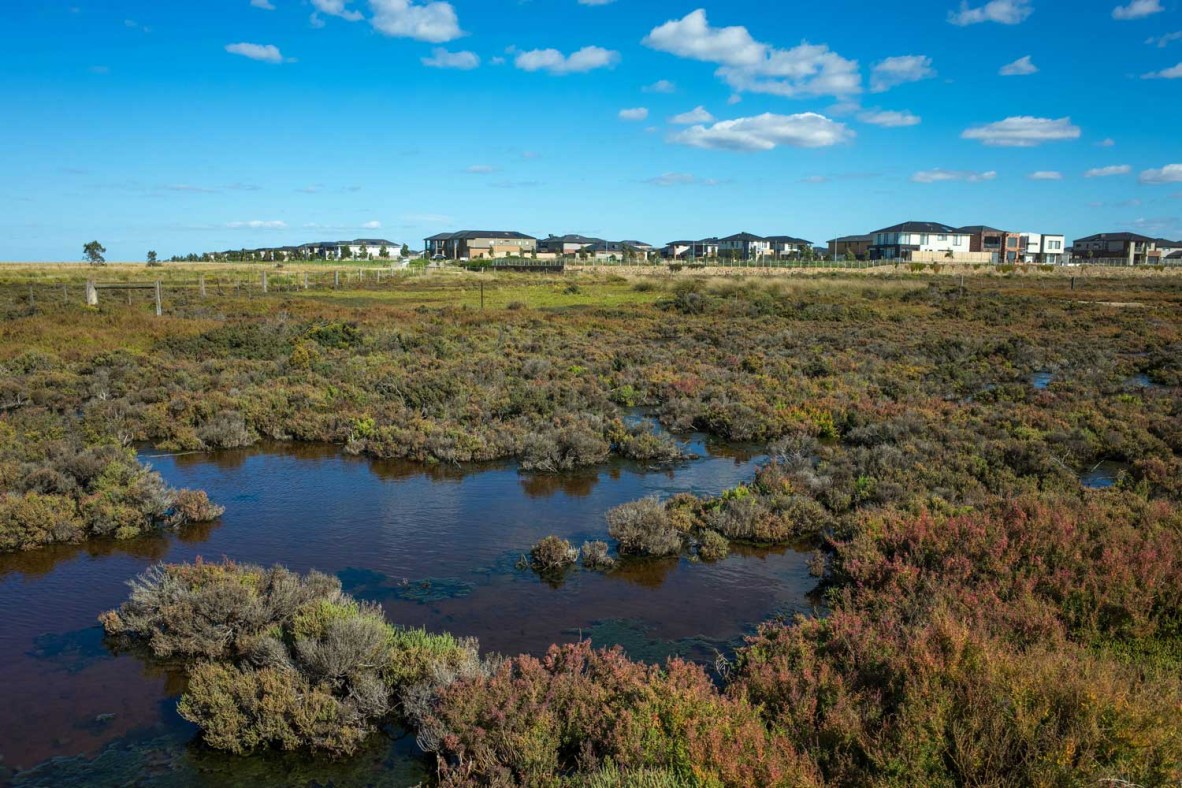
0;439;817;784
1079;459;1132;489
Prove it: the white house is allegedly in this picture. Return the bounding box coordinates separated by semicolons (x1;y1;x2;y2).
870;222;972;261
1021;233;1066;264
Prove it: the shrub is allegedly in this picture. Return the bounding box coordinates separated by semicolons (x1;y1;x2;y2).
581;540;616;570
168;489;225;526
696;530;729;561
529;535;578;575
196;411;256;449
607;498;683;557
420;641;821;786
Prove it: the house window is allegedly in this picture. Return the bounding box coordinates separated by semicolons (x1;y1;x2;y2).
938;234;947;241
920;234;929;244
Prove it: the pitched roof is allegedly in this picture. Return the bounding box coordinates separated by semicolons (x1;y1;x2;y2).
956;225;1007;234
451;230;536;240
1074;232;1156;243
719;232;766;242
872;221;957;234
542;234;601;244
764;235;813;245
828;234;873;243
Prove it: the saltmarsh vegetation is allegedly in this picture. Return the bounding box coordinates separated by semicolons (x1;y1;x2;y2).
4;268;1182;782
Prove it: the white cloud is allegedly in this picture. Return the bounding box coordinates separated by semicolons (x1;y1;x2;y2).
643;79;677;93
949;0;1033;25
1097;138;1116;147
1143;62;1182;78
361;220;383;230
1084;165;1132;177
669;106;715;124
643;10;860;99
250;0;276;9
228;220;288;229
619;107;649;121
465;164;496;174
225;43;286;63
911;169;997;183
1113;0;1163;19
999;55;1038;75
578;0;615;4
858;109;921;127
644;172;720;187
1140;164;1182;183
312;0;363;21
1146;31;1182;47
369;0;462;43
961;116;1080;146
421;48;479;69
1029;170;1063;180
514;46;620;74
870;55;935;92
670;112;854;152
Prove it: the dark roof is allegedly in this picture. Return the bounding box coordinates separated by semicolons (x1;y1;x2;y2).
618;240;653;248
1168;250;1182;259
828;234;873;244
719;232;766;242
451;230;536;240
542;234;601;244
1074;232;1156;243
872;221;957;234
665;240;695;246
764;235;813;245
956;225;1007;234
1153;238;1182;246
351;239;397;246
425;233;455;241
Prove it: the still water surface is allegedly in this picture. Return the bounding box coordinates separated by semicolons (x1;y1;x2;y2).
0;437;816;785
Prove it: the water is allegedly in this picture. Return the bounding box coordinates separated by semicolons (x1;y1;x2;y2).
0;440;816;783
1080;459;1131;489
1031;371;1054;390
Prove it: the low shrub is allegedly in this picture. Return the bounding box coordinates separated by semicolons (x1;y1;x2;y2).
102;560;488;757
581;540;616;570
696;529;729;561
420;641;821;786
529;535;578;575
607;498;683;557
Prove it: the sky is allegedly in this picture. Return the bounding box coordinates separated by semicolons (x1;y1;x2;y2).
2;0;1181;261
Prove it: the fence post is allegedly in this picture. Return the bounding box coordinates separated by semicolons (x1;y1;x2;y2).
262;271;268;293
303;272;308;290
85;280;98;306
63;284;69;304
334;271;340;289
199;274;206;298
155;281;162;316
28;285;34;310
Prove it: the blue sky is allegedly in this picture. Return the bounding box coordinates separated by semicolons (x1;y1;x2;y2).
3;0;1181;260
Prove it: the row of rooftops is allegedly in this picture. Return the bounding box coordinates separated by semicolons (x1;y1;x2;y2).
864;223;1182;247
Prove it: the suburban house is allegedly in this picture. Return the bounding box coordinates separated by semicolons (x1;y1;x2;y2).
718;232;772;261
662;238;720;260
1020;233;1066;264
1071;233;1159;265
869;222;974;261
765;235;814;258
1154;238;1182;258
957;226;1026;263
828;234;873;260
587;240;654;261
538;234;600;256
424;231;538;260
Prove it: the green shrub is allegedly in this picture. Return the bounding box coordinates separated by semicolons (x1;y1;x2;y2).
607;498;683;557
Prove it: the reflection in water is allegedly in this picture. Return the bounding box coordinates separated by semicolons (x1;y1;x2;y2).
1080;459;1132;489
1;439;813;781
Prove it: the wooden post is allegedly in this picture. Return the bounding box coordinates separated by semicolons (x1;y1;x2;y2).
28;285;34;309
85;280;98;306
303;272;308;290
154;281;162;316
480;280;485;310
63;284;69;304
334;271;340;289
1070;276;1075;291
199;274;206;297
262;271;268;293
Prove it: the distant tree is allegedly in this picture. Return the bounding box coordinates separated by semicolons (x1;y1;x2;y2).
400;243;410;258
147;250;158;264
359;243;369;260
379;245;389;259
83;241;106;265
340;245;353;261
